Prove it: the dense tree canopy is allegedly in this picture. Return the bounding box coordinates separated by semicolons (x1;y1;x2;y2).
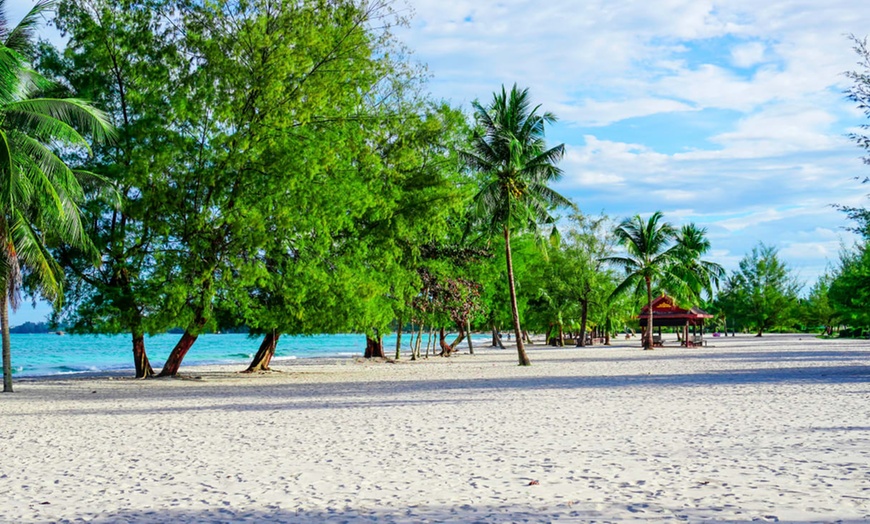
2;0;805;390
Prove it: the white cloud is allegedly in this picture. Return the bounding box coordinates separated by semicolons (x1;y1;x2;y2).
731;42;768;68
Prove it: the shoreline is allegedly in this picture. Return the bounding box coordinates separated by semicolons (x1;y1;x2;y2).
8;331;841;382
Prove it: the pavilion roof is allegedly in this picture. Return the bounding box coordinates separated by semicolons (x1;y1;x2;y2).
638;295;713;325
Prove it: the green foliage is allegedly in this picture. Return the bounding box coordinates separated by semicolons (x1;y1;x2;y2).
715;243;801;335
463;84;571;364
800;271;838;334
0;0;113;390
45;0;181;343
525;213;619;344
606;211;679;348
829;245;870;331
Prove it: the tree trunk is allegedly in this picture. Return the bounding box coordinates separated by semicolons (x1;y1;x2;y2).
244;330;280;372
394;314;403;360
504;226;530;365
755;329;763;337
438;326;464;356
2;296;12;393
158;311;208;376
413;323;424;360
449;324;466;352
365;333;385;359
578;300;589;347
158;331;199;377
645;277;654;350
466;318;474;355
132;329;154;378
558;323;564;347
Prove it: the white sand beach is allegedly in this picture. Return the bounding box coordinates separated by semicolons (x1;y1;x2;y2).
1;333;868;523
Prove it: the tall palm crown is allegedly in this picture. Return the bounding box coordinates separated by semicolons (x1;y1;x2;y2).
0;0;112;392
463;84;571;365
465;84;571;234
673;223;725;301
606;211;679;349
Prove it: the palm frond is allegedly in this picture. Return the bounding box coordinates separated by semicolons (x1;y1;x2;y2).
7;98;114;145
9;209;63;306
3;0;55;58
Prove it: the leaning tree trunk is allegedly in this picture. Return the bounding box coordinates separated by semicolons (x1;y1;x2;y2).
644;277;654;350
491;323;505;348
131;328;154;378
439;324;466;356
365;332;385;359
244;330;280;372
158;313;207;377
504;226;530;366
2;296;12;393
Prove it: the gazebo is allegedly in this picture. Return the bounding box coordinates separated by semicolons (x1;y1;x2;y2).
638;295;713;347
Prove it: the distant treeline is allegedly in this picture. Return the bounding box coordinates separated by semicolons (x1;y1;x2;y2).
10;322;54;334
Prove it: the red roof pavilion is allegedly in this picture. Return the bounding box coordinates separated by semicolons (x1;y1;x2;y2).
638;295;713;327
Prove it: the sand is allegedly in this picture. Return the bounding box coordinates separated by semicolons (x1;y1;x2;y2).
0;333;868;523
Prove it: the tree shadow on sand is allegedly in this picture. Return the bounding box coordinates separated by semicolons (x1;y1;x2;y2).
37;502;870;524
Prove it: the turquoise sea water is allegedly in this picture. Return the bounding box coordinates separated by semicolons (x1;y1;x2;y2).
8;332;492;377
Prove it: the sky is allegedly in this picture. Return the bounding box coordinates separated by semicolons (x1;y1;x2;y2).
6;0;870;324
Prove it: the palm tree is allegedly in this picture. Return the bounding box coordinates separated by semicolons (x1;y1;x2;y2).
606;212;678;349
673;223;725;301
462;84;572;366
1;0;112;392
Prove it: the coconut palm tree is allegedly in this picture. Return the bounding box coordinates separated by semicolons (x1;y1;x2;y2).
606;212;679;350
673;223;725;301
1;0;112;392
462;84;572;366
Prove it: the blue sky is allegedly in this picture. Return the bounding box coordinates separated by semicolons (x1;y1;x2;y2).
394;1;870;282
7;0;870;324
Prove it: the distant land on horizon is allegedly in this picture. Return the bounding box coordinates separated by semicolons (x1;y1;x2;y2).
10;322;53;334
8;322;250;335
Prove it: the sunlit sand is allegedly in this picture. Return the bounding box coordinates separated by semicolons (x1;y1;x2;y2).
1;333;868;522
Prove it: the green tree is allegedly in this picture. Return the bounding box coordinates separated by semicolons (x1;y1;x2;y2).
44;0;182;378
718;243;801;336
828;36;870;334
564;213;618;346
463;84;572;366
802;271;838;335
672;224;725;302
525;213;618;347
829;247;870;332
606;211;679;349
0;0;112;392
147;0;421;375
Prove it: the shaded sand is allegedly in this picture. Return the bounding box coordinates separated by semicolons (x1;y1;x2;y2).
1;333;869;523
